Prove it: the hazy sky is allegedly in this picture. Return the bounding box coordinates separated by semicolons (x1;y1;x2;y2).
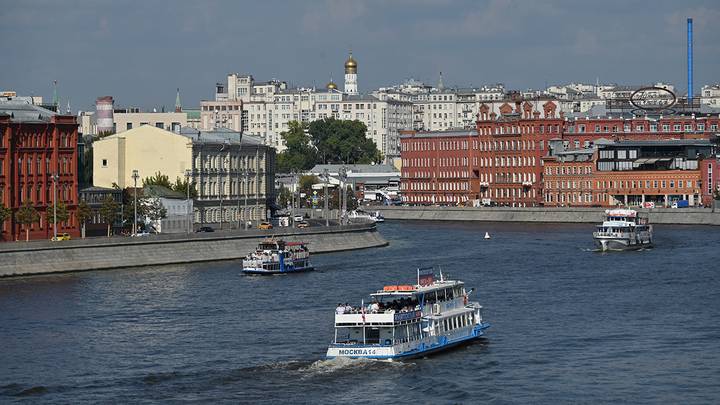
1;0;718;111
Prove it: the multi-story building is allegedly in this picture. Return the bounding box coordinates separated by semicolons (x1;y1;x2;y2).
543;140;717;207
399;129;478;205
92;125;275;226
400;96;720;207
200;53;413;163
0;99;80;241
701;84;720;108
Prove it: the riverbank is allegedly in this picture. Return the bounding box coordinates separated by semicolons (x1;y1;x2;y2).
374;206;720;225
0;223;388;278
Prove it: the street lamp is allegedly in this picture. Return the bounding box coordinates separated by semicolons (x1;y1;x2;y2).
132;169;139;235
185;169;192;234
339;166;348;225
322;168;330;227
243;167;249;229
51;173;59;239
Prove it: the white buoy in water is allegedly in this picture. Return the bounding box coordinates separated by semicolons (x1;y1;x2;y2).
484;232;491;239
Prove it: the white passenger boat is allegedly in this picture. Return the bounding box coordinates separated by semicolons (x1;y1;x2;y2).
347;209;384;223
592;209;653;251
241;239;313;275
326;268;490;360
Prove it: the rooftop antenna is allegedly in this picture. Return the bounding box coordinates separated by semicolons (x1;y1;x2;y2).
438;71;444;91
52;80;58;109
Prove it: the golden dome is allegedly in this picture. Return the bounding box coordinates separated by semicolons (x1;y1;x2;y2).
326;81;338;90
344;52;357;74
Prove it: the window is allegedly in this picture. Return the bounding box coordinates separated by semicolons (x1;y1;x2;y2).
102;159;108;167
126;123;133;130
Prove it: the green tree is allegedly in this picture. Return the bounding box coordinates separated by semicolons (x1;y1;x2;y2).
145;199;168;232
143;172;173;188
99;196;119;237
276;121;318;173
172;177;198;198
299;174;319;191
46;201;69;228
277;187;292;209
76;200;93;239
0;203;12;241
15;201;39;241
308;118;381;164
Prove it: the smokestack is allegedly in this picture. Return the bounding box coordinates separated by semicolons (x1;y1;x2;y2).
687;18;693;102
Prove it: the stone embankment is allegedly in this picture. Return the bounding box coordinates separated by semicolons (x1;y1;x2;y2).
375;206;720;225
0;223;387;278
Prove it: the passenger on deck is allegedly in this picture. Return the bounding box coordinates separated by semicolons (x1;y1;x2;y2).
336;303;345;314
369;301;380;313
344;303;353;313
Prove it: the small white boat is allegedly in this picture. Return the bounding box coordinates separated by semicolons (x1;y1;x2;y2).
347;209;383;223
326;268;490;360
242;239;314;274
592;209;653;251
484;232;491;239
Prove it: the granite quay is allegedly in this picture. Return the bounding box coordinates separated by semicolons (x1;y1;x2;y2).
374;206;720;225
0;222;387;278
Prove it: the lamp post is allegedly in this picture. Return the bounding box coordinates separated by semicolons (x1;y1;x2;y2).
51;173;59;239
339;166;348;225
243;167;249;229
185;169;192;234
132;169;139;235
322;168;329;227
218;158;223;230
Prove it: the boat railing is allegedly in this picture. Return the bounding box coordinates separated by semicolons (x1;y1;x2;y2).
593;231;632;238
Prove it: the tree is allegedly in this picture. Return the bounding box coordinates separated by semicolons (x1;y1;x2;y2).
76;200;93;239
144;199;167;232
276;121;317;173
143;172;173;189
99;196;119;237
46;201;69;228
299;175;319;191
15;201;39;241
308;118;382;164
172;177;198;198
82;146;93;186
277;187;292;209
0;203;12;241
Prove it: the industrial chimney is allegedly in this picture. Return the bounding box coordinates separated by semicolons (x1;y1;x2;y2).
687;18;693;102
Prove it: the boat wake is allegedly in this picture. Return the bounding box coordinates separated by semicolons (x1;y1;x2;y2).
300;357;413;377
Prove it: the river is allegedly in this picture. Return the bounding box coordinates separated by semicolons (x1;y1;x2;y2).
1;221;719;403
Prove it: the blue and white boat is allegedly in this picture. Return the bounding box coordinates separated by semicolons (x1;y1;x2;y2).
326;268;490;360
241;239;314;275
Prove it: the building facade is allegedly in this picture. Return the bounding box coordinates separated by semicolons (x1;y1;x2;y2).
400;97;720;207
93;125;275;226
1;100;80;241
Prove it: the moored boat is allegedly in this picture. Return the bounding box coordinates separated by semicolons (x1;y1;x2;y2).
592;209;653;251
241;239;313;274
326;268;489;360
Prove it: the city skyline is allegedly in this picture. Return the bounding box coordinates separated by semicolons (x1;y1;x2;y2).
1;0;719;111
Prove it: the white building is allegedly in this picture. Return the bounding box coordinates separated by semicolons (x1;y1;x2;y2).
141;185;193;234
199;52;413;163
701;84;720;108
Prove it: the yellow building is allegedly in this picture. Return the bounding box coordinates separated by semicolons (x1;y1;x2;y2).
93;125;192;189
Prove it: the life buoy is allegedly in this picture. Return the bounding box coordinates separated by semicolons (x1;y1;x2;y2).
463;294;468;305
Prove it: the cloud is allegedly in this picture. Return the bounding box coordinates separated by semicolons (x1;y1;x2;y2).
301;0;368;33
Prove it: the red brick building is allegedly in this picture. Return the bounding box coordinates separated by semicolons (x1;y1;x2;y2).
399;130;477;205
400;98;720;207
0;101;80;241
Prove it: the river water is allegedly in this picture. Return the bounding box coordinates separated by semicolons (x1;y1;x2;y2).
1;221;719;404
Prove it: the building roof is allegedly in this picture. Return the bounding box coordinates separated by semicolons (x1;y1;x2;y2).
0;99;58;123
401;129;476;139
142;184;186;199
308;164;399;175
602;139;715;147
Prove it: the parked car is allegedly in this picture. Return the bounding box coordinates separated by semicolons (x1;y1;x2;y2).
196;226;214;233
50;233;71;241
258;222;273;230
293;215;304;222
296;221;309;229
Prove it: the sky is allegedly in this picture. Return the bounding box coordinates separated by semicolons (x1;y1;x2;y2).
1;0;718;112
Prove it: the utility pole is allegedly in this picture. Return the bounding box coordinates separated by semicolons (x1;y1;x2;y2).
51;173;59;239
185;169;192;234
243;167;249;229
132;169;139;235
323;168;329;227
340;166;348;225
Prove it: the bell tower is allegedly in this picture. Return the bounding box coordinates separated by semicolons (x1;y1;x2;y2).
344;51;358;95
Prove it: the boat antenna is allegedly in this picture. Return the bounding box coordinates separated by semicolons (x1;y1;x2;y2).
416;268;420;286
439;266;444;282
